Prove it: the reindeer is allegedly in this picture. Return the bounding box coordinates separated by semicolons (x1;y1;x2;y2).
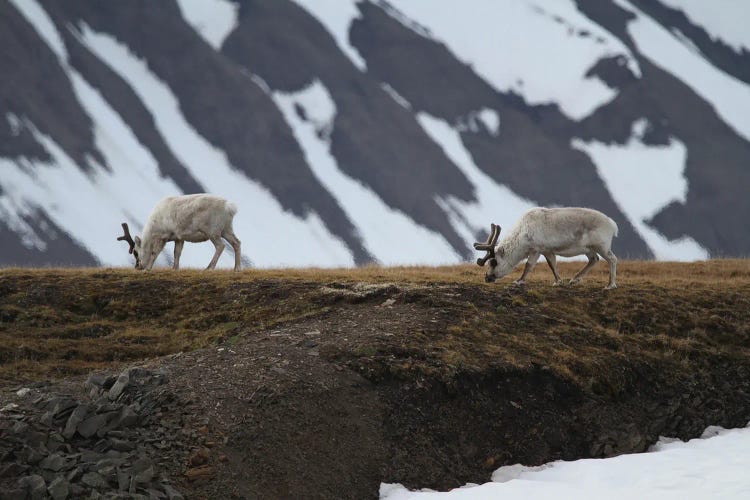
474;207;618;289
117;194;241;271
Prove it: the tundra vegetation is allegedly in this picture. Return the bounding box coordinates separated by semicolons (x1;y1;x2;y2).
0;260;748;384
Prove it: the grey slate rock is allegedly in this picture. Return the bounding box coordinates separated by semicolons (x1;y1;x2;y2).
161;484;184;500
0;487;26;500
40;452;65;471
0;462;28;478
108;371;130;401
18;474;46;500
81;471;109;489
47;477;69;500
63;405;90;439
78;413;111;439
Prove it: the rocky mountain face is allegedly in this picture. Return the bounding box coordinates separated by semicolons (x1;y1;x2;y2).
1;0;748;267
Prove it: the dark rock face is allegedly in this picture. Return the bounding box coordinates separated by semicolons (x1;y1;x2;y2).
0;0;749;265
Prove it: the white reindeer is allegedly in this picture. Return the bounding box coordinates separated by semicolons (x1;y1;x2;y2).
474;207;618;289
117;194;241;271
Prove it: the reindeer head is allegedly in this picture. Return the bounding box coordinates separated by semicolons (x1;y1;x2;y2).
474;223;506;283
117;223;143;269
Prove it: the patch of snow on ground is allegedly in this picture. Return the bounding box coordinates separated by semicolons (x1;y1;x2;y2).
476;108;500;136
382;424;750;500
273;81;460;266
416;113;535;249
385;0;640;120
572;122;708;261
380;83;412;110
658;0;750;53
614;0;750;142
292;0;367;70
8;0;67;60
175;0;238;50
78;25;355;268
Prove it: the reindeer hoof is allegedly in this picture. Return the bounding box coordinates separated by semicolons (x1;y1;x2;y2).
569;278;581;285
512;280;526;286
604;284;617;290
552;279;564;287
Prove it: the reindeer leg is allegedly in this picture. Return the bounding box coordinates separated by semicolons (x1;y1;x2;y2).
544;253;563;285
599;248;618;289
570;252;599;285
514;252;539;285
206;236;225;270
222;228;242;271
173;240;184;270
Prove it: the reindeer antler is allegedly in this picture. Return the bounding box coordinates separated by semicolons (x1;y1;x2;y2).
117;222;136;254
474;223;500;266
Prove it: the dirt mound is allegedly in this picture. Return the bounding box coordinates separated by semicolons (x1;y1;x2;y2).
1;263;750;498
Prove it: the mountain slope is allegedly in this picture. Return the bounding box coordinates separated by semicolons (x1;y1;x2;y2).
1;0;748;267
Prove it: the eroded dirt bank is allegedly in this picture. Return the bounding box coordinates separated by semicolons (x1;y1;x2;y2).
1;263;750;498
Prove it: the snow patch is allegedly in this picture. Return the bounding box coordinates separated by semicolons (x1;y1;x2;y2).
77;25;355;268
572;121;708;261
659;0;750;53
273;80;461;265
384;0;641;119
175;0;238;50
292;0;367;71
456;109;501;136
415;112;535;248
8;0;68;60
614;0;750;142
380;82;412;110
382;424;750;499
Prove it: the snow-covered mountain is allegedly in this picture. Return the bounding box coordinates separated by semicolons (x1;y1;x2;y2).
1;0;749;268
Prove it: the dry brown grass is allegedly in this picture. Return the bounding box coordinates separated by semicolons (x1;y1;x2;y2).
1;260;749;386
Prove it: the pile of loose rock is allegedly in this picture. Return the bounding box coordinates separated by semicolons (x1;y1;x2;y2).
0;367;188;499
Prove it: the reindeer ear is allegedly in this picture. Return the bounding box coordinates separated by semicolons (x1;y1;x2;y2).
134;236;141;246
497;247;505;258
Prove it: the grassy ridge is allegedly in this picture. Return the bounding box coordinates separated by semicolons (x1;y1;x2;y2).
1;260;749;385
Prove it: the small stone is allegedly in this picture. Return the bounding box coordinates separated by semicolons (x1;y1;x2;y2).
40;453;65;471
11;421;29;435
67;466;83;482
132;457;153;474
108;371;130;401
16;388;31;397
381;298;396;307
47;476;69;500
0;463;28;478
162;484;184;500
184;465;213;482
117;470;130;491
188;447;210;467
69;483;85;498
81;471;109;489
0;487;26;500
18;474;46;500
109;438;135;452
146;488;167;499
133;466;155;485
0;402;19;412
78;413;111;438
63;405;90;439
115;405;139;429
26;447;46;465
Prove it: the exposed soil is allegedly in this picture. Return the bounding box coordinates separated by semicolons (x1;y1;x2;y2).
2;262;750;498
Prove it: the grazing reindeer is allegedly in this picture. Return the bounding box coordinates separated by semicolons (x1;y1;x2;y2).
117;194;241;271
474;207;618;289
